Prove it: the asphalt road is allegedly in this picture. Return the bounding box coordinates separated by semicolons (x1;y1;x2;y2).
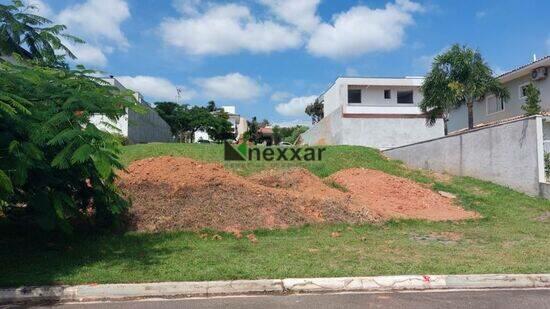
10;289;550;309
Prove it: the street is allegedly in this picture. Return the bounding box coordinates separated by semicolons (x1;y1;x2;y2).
15;288;550;309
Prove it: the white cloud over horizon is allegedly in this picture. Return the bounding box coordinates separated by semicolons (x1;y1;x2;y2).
58;0;131;49
259;0;321;33
160;0;423;59
275;95;317;116
117;75;195;102
307;0;423;59
195;73;264;101
24;0;131;67
159;3;302;56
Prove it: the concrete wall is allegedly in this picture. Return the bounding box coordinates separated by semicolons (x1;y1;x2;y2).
341;116;444;149
127;106;173;144
300;108;344;145
300;108;444;149
385;116;545;196
448;73;550;132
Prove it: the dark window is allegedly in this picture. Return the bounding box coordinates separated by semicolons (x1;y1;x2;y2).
348;89;362;103
397;90;413;104
384;89;391;99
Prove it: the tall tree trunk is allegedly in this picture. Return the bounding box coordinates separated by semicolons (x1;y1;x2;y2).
467;101;474;130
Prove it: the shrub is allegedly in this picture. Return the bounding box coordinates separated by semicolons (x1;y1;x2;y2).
0;60;137;233
521;83;542;116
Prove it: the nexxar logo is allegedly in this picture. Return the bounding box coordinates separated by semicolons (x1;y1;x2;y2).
224;142;326;161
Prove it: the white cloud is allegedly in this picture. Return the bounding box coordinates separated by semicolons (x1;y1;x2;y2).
307;0;423;59
58;0;131;49
159;3;302;55
172;0;201;16
65;42;108;67
195;73;263;101
117;76;195;102
275;95;317;116
24;0;53;18
270;91;293;102
259;0;321;33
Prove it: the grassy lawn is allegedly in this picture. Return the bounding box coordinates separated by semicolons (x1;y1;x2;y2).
1;143;549;287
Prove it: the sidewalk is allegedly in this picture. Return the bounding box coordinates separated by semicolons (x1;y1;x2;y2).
1;274;549;304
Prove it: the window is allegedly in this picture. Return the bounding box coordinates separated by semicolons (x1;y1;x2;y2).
397;90;413;104
348;89;362;104
486;95;504;114
384;89;391;99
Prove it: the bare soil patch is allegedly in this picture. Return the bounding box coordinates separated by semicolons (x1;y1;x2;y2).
327;168;479;221
118;157;478;233
118;157;374;232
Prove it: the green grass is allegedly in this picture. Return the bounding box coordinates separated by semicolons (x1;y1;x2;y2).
0;143;549;287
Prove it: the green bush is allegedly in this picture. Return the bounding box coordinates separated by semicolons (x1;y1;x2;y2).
0;60;137;233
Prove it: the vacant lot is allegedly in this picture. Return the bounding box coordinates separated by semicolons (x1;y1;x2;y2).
1;143;549;287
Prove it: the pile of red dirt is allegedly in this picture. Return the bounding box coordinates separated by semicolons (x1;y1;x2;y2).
118;157;479;233
117;157;374;232
327;168;479;221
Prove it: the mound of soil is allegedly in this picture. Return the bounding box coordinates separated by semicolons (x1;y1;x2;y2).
117;157;374;232
328;168;479;221
118;157;478;232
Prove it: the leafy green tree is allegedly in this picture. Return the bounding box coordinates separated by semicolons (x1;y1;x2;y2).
206;100;221;112
154;102;183;137
420;44;509;132
0;0;83;67
246;116;260;143
272;125;309;144
305;98;323;124
0;60;137;232
154;102;233;143
206;111;234;142
521;83;542;116
283;126;308;144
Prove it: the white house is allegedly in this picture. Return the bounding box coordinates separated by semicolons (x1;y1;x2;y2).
90;77;173;144
447;56;550;133
300;77;444;149
194;105;248;142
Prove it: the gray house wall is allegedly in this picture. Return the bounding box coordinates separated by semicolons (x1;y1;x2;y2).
127;106;173;144
300;108;444;149
384;116;545;197
448;73;550;132
300;108;344;145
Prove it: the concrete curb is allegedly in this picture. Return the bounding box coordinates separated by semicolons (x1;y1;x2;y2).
1;274;549;303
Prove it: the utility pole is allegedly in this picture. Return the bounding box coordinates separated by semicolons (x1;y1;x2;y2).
176;88;182;105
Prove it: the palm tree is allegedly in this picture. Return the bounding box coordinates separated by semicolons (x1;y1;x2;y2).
420;44;509;133
0;0;82;66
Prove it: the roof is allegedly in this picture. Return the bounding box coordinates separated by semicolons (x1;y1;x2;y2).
258;127;273;135
497;55;550;83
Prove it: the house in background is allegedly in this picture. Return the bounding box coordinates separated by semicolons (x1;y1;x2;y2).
384;56;550;199
194;105;248;142
448;56;550;133
300;77;444;149
90;77;173;144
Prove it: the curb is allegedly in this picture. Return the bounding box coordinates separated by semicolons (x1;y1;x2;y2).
1;274;549;303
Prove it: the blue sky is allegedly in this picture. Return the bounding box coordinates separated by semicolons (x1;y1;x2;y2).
11;0;550;126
